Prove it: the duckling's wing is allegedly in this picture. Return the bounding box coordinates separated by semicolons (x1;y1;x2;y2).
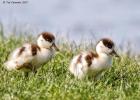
4;56;34;71
14;43;40;70
4;44;35;71
8;47;22;60
8;43;31;59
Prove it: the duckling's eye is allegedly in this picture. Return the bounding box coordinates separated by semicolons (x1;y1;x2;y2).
46;39;52;42
107;44;112;49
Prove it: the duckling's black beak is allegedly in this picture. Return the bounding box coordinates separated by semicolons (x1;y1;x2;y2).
52;43;59;51
110;49;119;57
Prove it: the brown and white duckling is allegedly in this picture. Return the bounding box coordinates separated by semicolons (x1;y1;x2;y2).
4;32;59;74
69;38;119;80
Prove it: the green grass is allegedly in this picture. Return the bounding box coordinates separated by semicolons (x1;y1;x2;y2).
0;36;140;100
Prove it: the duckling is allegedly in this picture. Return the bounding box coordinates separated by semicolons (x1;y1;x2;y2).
4;32;59;75
69;38;119;80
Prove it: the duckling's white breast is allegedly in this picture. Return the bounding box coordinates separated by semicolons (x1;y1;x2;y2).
35;48;54;65
90;54;112;71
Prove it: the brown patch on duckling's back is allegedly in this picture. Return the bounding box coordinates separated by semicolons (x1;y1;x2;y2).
76;54;82;64
85;51;98;67
18;47;25;56
31;44;40;56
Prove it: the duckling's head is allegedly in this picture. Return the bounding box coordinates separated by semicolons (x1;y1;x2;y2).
37;32;59;51
96;38;119;57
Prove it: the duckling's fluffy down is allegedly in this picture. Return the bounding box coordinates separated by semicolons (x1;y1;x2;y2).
4;44;34;71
